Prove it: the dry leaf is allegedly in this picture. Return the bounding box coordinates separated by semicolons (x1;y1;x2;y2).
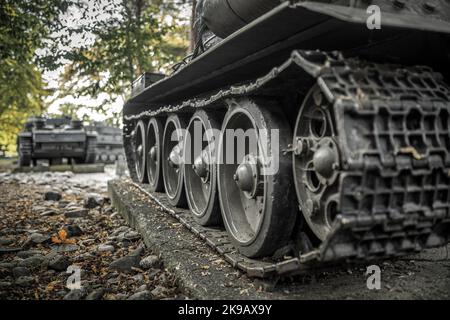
58;229;67;240
51;229;76;244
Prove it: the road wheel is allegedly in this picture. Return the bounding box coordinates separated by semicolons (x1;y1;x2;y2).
184;110;222;226
217;98;296;258
146;117;164;192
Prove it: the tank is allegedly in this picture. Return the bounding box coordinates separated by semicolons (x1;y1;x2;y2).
122;0;450;277
85;122;125;163
17;116;97;167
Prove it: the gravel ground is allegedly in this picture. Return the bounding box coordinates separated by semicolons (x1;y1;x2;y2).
0;170;185;300
1;169;449;300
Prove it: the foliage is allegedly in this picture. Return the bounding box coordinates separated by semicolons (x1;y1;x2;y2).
0;0;78;154
60;0;189;109
0;0;190;154
47;102;121;127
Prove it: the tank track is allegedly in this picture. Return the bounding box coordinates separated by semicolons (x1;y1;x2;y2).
123;50;450;278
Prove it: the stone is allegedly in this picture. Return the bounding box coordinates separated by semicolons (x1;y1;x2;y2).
109;254;140;273
0;281;12;288
43;190;61;201
0;237;13;245
50;244;79;253
32;205;48;214
132;274;144;282
86;288;105;300
97;244;115;253
0;266;12;278
115;293;128;300
84;193;104;209
0;247;21;254
58;201;70;208
28;233;50;244
63;225;83;237
64;208;88;218
48;255;70;271
112;226;129;236
15;276;35;287
0;262;16;269
63;288;86;300
123;230;140;241
104;207;114;214
127;291;151;300
12;267;30;278
40;210;58;217
130;245;145;257
18;255;45;268
136;284;147;292
17;250;42;259
139;255;160;270
151;285;168;298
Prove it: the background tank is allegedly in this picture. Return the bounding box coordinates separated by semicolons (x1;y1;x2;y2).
85;122;125;163
122;0;450;273
17;116;97;167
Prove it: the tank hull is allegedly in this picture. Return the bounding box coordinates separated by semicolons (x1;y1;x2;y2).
122;1;450;275
17;118;97;166
85;123;125;163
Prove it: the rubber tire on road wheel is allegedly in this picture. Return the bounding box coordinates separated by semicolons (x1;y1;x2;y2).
217;98;296;258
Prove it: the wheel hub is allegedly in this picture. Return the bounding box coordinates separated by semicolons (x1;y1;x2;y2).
168;142;183;169
137;144;143;157
313;138;339;183
293;86;341;241
192;149;210;182
149;145;158;162
233;154;259;198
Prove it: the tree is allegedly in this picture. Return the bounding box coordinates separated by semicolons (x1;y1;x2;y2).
0;0;80;154
59;0;189;110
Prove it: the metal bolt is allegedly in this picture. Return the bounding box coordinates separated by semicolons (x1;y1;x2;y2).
294;138;305;155
149;145;158;161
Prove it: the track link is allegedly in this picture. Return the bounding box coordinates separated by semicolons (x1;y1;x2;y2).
123;50;450;278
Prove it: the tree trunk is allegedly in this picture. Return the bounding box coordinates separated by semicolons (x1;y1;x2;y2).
189;0;197;53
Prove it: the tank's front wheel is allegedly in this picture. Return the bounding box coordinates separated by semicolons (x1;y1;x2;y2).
293;85;340;242
217;99;296;258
